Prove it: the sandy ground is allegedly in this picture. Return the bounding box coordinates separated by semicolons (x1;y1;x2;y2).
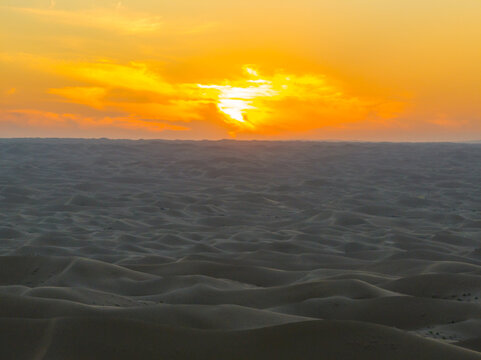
0;139;481;359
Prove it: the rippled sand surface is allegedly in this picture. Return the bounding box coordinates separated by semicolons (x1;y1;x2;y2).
1;139;481;359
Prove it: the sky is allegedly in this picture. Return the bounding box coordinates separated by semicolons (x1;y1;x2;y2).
1;0;480;141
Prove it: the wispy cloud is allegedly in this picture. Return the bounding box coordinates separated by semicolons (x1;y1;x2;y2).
9;6;163;34
6;5;218;36
196;67;407;136
49;87;107;109
1;109;188;133
48;60;209;122
0;54;410;138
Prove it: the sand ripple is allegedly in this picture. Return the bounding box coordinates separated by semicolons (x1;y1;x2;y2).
1;139;480;359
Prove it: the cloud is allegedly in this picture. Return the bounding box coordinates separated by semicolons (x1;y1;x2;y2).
37;59;412;138
6;5;218;36
9;6;163;34
196;67;408;136
1;109;75;128
0;109;188;133
49;87;107;109
56;61;174;94
0;54;412;139
48;60;210;123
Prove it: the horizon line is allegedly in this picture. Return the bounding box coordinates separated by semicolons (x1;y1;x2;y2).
1;137;480;144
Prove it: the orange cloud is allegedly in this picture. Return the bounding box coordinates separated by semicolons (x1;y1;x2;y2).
48;60;394;136
2;53;476;140
6;4;218;37
10;6;163;34
2;109;75;128
49;87;107;109
196;66;408;136
47;60;210;122
55;61;175;94
0;109;188;134
41;59;412;137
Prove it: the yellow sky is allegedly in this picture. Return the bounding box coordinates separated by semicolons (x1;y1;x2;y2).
1;0;480;140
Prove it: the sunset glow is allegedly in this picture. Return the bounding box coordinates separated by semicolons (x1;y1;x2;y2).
198;67;278;128
1;1;480;140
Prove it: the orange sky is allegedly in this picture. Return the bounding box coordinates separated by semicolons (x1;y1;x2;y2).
1;0;480;140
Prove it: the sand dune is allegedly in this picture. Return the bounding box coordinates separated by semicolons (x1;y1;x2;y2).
3;318;481;360
0;139;480;359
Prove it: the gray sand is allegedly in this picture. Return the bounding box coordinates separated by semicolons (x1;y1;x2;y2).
0;139;480;359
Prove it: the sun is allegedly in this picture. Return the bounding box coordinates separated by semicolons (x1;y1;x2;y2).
197;66;278;129
196;65;380;137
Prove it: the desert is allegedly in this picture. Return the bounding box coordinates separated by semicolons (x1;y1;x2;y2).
0;139;480;359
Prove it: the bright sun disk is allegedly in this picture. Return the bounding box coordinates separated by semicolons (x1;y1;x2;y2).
197;66;277;128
